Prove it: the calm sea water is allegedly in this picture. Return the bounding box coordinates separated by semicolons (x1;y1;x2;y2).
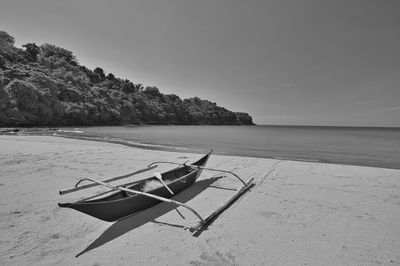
55;125;400;170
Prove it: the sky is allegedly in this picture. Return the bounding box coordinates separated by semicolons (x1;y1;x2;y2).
1;0;399;126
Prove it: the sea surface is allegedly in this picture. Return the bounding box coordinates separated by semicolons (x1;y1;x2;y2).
47;125;400;170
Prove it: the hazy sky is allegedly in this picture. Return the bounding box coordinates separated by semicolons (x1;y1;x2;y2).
1;0;399;126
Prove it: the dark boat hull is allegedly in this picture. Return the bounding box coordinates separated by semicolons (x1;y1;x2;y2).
58;151;211;222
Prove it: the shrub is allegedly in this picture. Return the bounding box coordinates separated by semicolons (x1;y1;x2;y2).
5;80;38;112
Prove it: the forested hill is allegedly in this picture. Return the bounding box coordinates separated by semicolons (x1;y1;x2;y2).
0;31;253;126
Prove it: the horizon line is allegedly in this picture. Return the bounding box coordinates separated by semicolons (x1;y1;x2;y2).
256;124;400;129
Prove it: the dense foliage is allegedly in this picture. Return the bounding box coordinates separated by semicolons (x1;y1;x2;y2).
0;31;253;126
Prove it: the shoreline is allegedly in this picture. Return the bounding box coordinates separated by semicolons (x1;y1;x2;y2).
53;133;400;171
3;128;399;171
0;135;399;265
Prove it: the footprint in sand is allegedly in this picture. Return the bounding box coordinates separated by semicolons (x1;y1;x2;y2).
50;234;60;239
190;251;237;266
39;216;50;223
259;210;280;219
149;256;159;262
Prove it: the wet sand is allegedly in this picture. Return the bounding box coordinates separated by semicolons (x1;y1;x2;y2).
0;135;399;265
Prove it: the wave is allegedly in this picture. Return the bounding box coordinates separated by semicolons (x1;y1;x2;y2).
57;129;84;134
52;133;192;152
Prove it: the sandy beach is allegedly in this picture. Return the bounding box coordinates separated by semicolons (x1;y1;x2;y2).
0;135;399;265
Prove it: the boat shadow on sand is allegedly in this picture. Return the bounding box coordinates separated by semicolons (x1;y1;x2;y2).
76;176;223;257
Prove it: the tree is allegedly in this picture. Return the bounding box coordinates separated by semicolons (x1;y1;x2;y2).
22;43;40;61
0;55;5;68
143;86;161;97
40;44;77;65
135;83;144;92
0;31;15;49
106;73;115;80
0;31;16;60
93;67;105;79
121;81;136;93
165;93;181;102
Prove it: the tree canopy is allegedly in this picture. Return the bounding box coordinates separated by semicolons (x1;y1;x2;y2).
0;31;254;126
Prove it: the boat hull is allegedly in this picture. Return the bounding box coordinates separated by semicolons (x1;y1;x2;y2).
58;152;211;222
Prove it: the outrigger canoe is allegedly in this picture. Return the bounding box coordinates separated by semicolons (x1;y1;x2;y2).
59;151;211;222
58;150;254;233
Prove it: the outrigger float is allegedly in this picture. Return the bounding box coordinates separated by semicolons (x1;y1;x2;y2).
58;151;254;234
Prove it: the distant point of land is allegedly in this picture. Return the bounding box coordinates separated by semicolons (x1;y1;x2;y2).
0;31;253;127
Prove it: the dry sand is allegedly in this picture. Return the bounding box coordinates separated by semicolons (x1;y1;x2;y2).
0;135;399;265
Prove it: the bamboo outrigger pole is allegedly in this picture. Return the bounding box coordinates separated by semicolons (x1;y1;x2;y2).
147;160;255;234
147;162;247;186
75;175;254;234
69;159;255;233
59;165;157;195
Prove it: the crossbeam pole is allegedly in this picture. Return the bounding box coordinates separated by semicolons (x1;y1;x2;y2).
59;165;157;195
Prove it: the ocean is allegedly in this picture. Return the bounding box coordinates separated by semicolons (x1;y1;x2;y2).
50;125;400;170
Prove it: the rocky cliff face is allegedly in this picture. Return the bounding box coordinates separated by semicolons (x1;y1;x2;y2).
0;31;254;126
